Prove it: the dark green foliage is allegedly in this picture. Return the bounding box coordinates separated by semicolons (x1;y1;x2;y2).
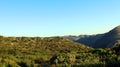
18;62;28;67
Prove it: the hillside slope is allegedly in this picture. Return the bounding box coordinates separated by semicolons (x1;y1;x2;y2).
63;34;103;47
63;25;120;48
95;25;120;48
0;36;93;66
0;36;92;53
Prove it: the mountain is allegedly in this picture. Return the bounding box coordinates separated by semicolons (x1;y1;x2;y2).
62;35;90;41
95;25;120;48
63;34;104;47
63;25;120;48
76;34;104;47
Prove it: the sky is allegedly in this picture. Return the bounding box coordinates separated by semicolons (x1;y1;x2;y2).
0;0;120;37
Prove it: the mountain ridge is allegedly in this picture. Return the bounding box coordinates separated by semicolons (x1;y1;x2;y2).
95;25;120;48
63;25;120;48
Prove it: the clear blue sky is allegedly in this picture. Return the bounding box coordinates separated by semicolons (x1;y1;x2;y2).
0;0;120;37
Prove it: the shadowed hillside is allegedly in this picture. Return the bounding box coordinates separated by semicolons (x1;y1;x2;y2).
63;25;120;48
95;25;120;48
76;34;103;47
63;34;104;48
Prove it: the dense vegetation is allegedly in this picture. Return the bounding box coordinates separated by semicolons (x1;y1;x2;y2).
0;36;120;67
0;36;92;67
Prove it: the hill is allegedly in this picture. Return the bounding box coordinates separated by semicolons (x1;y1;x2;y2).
63;25;120;48
0;36;91;52
0;36;93;66
95;25;120;48
76;34;103;47
63;34;104;47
